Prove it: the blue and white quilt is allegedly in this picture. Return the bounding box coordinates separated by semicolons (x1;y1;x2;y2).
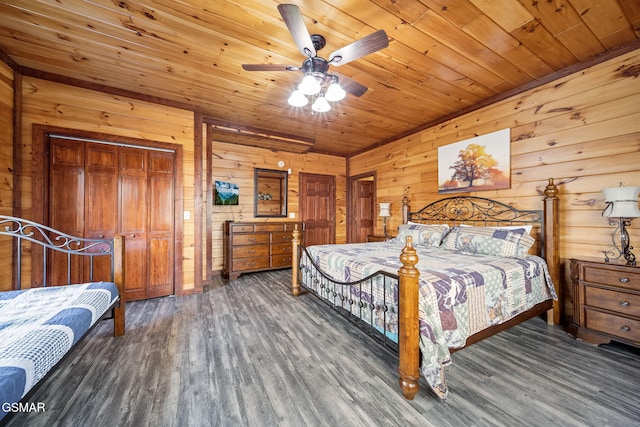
300;241;556;400
0;282;119;421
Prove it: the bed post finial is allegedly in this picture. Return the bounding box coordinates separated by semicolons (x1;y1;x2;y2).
543;178;561;325
292;224;302;296
398;236;420;400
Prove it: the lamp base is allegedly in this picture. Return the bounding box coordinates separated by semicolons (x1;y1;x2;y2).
604;218;637;266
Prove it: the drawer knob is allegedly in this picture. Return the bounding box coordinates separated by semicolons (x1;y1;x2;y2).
621;325;631;333
619;277;630;283
620;300;630;307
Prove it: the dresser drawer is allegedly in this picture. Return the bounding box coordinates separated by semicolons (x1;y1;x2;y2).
254;224;284;232
272;232;294;244
232;233;270;246
230;224;254;233
232;245;269;258
271;243;292;255
582;265;640;291
584;308;640;343
272;254;294;267
585;286;640;315
233;257;270;271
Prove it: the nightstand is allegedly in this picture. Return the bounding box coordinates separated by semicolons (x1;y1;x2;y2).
367;234;390;242
569;258;640;347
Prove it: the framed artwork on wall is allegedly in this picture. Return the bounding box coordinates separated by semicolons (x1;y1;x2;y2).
437;128;511;194
215;180;239;205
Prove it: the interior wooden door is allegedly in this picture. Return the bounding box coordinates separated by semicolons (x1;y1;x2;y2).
299;173;335;246
119;147;149;301
350;177;375;243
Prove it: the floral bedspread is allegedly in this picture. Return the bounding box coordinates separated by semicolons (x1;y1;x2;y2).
299;241;556;399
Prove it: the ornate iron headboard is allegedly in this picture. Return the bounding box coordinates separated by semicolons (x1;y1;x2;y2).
0;215;116;290
407;196;545;255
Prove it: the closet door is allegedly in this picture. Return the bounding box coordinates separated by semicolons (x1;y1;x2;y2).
119;147;149;301
147;151;174;298
48;138;85;286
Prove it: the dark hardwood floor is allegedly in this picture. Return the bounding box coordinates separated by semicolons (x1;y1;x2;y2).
7;270;640;426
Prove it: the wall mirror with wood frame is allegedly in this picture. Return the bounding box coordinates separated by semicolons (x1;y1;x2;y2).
254;168;288;217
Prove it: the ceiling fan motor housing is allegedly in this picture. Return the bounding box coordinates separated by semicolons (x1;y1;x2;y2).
301;57;331;83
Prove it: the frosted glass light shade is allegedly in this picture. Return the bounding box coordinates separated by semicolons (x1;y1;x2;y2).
288;89;308;107
312;96;330;113
379;202;391;217
602;186;640;218
299;74;321;95
325;82;346;102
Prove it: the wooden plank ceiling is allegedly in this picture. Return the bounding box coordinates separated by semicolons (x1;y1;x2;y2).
1;0;639;157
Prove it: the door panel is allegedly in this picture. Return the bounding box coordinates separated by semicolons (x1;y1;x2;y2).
353;179;375;243
300;173;335;246
48;138;85;286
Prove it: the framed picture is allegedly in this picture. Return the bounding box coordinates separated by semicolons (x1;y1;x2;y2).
438;128;511;193
215;180;239;205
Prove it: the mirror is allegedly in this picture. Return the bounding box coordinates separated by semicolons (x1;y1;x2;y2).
254;168;288;217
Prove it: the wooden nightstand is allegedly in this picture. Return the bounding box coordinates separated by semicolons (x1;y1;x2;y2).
367;234;390;242
569;258;640;347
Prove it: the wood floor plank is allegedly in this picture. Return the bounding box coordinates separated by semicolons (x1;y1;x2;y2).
6;269;640;426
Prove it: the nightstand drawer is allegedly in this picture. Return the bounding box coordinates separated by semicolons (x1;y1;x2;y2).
584;308;640;342
585;286;640;314
583;266;640;290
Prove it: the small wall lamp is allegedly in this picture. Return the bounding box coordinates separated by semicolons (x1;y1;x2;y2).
602;184;640;265
379;202;391;238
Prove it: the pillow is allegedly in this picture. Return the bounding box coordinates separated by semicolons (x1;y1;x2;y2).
441;225;535;257
392;223;450;248
459;223;533;234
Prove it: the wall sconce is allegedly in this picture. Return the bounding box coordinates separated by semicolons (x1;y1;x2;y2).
379;202;391;238
602;184;640;265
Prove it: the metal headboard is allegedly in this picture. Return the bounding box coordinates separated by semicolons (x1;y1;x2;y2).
407;196;545;255
0;215;116;290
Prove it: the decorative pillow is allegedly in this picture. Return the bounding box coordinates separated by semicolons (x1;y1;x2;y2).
392;223;450;248
441;226;535;257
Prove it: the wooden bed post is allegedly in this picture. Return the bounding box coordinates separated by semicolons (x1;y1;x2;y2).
113;235;125;337
543;178;561;325
398;236;420;400
291;224;301;296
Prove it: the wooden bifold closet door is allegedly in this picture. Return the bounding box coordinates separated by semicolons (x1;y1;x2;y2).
48;136;175;301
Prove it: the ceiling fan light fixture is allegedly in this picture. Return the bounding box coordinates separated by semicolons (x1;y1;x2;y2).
312;95;331;113
325;81;346;102
288;88;309;107
299;74;322;95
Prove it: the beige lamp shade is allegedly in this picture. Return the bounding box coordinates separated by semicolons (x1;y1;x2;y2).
379;203;391;217
602;186;640;218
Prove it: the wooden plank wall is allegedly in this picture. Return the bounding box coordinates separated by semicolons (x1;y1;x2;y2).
349;48;640;315
16;77;197;294
206;140;346;275
0;60;13;291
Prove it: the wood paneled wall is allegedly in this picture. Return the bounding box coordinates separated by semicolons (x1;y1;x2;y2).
16;77;197;294
349;48;640;315
0;60;14;291
206;140;346;274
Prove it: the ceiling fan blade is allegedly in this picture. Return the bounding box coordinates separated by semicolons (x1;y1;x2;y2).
334;73;368;97
329;30;389;66
277;4;316;57
242;64;299;72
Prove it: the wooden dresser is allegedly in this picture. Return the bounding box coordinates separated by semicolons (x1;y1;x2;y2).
569;258;640;347
223;221;303;280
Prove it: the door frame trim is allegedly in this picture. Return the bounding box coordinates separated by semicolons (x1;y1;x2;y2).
32;124;184;296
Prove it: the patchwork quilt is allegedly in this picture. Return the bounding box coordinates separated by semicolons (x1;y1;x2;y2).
299;241;556;399
0;282;119;421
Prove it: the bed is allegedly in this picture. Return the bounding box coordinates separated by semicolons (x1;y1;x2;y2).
0;216;125;424
290;178;560;400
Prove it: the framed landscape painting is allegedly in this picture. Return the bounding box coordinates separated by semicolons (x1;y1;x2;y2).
215;180;239;205
437;128;511;194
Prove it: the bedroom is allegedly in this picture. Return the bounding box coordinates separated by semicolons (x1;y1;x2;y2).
1;1;639;425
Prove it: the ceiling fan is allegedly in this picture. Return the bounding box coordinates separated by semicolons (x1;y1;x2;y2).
242;4;389;112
